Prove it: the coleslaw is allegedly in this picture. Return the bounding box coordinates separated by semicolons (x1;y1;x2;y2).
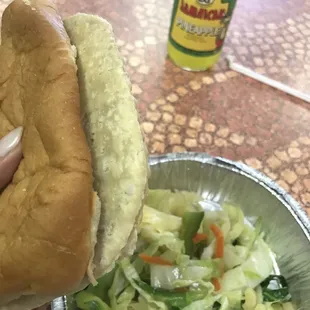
72;190;295;310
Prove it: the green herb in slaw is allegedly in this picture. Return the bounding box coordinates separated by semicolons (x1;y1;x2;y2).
72;190;296;310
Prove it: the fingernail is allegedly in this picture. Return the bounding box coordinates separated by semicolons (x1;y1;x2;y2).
0;127;23;157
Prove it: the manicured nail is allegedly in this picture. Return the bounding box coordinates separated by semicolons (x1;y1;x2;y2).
0;127;23;158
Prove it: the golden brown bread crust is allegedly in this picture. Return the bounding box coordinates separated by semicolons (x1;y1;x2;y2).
0;0;93;298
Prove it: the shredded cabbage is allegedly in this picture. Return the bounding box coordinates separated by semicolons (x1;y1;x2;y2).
121;258;168;310
141;205;182;234
150;265;181;290
115;286;135;310
145;190;201;217
181;295;217;310
241;239;274;288
72;190;294;310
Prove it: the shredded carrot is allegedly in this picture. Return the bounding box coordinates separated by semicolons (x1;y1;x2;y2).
139;253;173;266
192;233;208;244
210;223;224;258
219;260;225;277
211;278;221;291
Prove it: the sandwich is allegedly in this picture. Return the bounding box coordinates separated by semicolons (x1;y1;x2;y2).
0;0;149;309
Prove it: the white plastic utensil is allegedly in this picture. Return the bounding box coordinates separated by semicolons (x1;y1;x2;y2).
226;55;310;103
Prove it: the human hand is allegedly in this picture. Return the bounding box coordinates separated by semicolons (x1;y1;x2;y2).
0;127;23;190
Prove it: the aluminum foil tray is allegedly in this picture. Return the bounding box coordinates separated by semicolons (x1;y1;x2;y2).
52;153;310;310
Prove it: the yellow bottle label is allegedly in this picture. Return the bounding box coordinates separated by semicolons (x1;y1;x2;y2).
169;0;236;57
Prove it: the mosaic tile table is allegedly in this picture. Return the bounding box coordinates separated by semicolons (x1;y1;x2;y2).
0;0;309;308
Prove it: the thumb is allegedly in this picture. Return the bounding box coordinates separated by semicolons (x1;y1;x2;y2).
0;127;23;190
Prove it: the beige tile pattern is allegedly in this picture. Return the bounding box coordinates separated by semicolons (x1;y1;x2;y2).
0;0;309;234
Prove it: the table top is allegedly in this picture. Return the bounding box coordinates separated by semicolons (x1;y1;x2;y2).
55;0;310;214
0;0;309;218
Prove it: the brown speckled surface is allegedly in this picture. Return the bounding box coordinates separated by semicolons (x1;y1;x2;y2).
0;0;309;308
45;0;310;214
